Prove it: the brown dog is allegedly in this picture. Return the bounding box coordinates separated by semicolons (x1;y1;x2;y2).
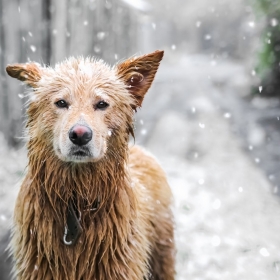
6;50;175;280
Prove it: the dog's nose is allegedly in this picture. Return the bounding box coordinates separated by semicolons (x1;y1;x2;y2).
69;125;92;146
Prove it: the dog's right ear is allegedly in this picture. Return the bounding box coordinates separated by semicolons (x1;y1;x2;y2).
116;50;164;109
6;63;41;87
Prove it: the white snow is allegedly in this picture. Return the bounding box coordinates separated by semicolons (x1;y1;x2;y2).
212;199;221;210
259;248;270;257
120;0;151;12
141;129;147;135
271;18;278;27
138;56;280;280
248;21;255;28
94;45;101;53
224;112;231;118
97;32;106;40
30;45;36;52
199;123;205;128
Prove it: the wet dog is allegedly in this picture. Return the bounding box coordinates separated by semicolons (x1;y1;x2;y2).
6;50;175;280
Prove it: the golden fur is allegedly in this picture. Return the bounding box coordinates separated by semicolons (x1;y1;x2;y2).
6;50;175;280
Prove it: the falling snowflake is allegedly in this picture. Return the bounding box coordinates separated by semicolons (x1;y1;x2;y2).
248;21;255;28
30;45;36;52
224;112;231;118
211;235;221;247
199;123;205;128
270;18;278;27
259;248;269;257
198;178;204;185
97;32;106;40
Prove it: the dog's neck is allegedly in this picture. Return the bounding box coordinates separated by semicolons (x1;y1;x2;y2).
17;135;140;277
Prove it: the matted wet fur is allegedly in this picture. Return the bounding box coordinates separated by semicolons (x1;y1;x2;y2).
6;50;175;280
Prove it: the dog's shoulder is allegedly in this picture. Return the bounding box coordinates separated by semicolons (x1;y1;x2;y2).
128;145;172;205
128;145;161;173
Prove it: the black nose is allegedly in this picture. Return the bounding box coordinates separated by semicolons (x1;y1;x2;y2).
69;125;92;146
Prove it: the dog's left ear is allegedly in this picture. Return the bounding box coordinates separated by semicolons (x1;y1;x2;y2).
116;50;164;108
6;63;42;87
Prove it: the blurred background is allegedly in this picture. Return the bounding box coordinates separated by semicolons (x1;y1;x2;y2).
1;0;280;279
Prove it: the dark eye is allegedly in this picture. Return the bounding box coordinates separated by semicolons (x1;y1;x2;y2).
55;99;68;108
96;101;109;110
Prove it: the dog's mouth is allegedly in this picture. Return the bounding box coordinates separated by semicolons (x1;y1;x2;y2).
72;150;88;157
55;140;104;163
68;147;92;162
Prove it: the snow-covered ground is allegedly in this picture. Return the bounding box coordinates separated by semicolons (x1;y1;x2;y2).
135;54;280;279
0;135;26;277
1;54;280;279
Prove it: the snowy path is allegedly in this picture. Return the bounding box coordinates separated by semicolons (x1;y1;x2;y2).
1;55;280;279
135;55;280;279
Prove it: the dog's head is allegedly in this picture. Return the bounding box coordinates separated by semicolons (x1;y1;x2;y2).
6;51;163;163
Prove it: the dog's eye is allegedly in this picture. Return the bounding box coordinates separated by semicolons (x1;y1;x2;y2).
55;100;68;108
96;101;109;110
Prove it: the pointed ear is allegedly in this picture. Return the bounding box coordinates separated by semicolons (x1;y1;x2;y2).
116;50;164;108
6;63;41;87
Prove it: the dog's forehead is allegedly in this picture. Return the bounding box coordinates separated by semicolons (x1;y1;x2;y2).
56;57;115;79
36;57;129;102
44;57;119;91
